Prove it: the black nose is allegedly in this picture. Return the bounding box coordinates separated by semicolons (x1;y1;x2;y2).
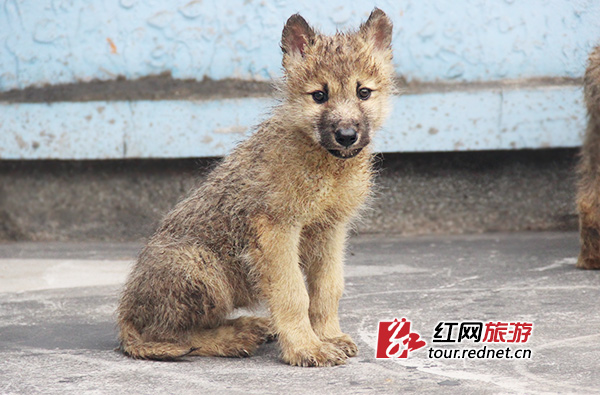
334;128;358;148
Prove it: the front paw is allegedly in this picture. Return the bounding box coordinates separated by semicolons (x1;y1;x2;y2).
282;341;347;367
324;334;358;357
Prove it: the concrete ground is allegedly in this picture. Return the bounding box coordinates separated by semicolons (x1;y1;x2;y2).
1;231;599;394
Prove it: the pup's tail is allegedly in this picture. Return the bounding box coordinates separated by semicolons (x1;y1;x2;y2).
118;321;195;361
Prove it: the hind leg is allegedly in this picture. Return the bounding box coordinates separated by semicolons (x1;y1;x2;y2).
188;316;273;357
118;244;236;359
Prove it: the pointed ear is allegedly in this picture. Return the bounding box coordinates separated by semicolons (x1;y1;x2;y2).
359;8;393;50
281;14;316;56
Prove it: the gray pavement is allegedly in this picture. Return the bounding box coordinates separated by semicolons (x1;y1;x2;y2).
0;232;599;394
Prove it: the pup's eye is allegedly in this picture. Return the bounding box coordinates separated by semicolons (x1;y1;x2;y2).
311;90;328;104
357;87;372;100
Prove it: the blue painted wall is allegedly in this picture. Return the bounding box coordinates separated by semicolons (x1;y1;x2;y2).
2;0;599;88
0;87;585;159
1;1;599;159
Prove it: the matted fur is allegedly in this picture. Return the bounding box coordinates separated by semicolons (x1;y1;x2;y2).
117;9;395;367
577;45;600;269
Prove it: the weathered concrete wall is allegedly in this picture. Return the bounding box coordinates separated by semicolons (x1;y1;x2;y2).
1;1;599;159
0;150;578;241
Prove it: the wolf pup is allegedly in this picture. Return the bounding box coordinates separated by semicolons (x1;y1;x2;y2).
577;45;600;270
117;9;394;367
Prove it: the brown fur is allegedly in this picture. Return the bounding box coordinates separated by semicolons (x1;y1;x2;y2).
117;9;395;366
577;45;600;269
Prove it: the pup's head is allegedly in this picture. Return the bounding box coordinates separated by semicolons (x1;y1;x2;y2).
279;9;394;159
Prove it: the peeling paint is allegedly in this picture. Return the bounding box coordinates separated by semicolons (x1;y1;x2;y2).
106;38;118;54
214;125;247;135
14;135;27;150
